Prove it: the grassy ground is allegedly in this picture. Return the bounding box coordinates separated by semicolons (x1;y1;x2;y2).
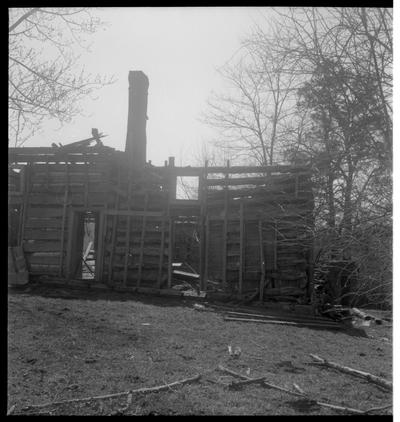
7;285;392;415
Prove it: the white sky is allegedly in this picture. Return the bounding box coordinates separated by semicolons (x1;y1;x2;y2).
25;7;270;166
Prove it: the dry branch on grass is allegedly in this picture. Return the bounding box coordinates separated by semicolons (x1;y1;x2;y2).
309;354;392;391
217;365;390;415
21;374;201;411
223;316;341;329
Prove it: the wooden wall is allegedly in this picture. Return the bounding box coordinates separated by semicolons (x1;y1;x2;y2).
9;147;314;301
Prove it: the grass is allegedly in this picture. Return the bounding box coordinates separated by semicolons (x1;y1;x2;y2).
7;285;392;415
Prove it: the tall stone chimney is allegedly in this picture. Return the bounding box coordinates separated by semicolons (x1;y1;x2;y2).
125;71;149;169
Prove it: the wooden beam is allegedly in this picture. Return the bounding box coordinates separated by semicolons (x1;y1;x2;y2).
58;186;69;276
95;210;106;281
259;220;266;302
198;159;208;291
8;145;111;155
107;170;122;285
204;215;209;291
239;201;244;295
222;160;229;290
149;164;311;177
157;218;166;289
168;157;177;200
18;164;31;245
104;210;164;217
122;216;132;287
84;153;89;209
167;217;174;288
273;221;278;288
122;171;134;287
136;192;149;288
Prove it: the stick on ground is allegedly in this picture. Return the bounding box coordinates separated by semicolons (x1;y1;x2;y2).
217;365;373;415
22;374;201;411
309;354;392;391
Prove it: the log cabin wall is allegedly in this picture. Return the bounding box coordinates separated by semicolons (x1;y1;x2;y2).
8;147;314;302
8;147;172;289
197;165;314;302
8;146;116;278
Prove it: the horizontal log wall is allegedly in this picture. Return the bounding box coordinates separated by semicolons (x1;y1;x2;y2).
10;148;113;277
10;147;314;300
200;165;314;300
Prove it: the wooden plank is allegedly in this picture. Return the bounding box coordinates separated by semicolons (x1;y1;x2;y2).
203;215;210;291
223;316;341;329
24;218;64;228
157;218;166;289
84;153;89;208
23;192;127;206
9;146;105;154
27;207;64;218
168;157;177;200
24;162;110;173
13;247;27;272
150;165;310;177
222;160;229;290
8;248;16;273
259;220;266;302
273;221;278;288
123;172;133;287
167;218;174;288
23;241;62;252
23;229;63;240
207;173;312;187
59;186;69;276
107;170;122;285
136;192;149;288
18;164;30;244
112;269;165;282
207;211;310;221
239;201;244;295
95;211;106;281
122;214;132;287
27;253;61;265
9;154;111;164
104;210;164;217
206;191;313;203
8;196;23;205
30;173;105;184
198;159;207;291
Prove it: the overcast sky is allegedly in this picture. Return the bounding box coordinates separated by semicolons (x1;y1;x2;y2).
24;7;271;166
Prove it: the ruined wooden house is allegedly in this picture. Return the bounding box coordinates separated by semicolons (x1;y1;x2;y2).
8;71;314;303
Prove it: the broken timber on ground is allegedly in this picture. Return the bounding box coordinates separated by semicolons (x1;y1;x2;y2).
309;354;392;391
21;374;201;411
8;70;315;303
217;365;391;415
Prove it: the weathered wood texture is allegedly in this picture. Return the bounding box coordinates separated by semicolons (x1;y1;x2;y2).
9;146;313;299
201;167;314;299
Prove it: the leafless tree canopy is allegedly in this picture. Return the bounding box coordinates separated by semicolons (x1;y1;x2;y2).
8;8;115;146
204;7;392;308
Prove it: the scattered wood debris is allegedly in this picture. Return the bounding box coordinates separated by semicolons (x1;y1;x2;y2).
320;305;387;326
21;374;201;411
309;354;392;391
223;316;342;330
217;365;391;415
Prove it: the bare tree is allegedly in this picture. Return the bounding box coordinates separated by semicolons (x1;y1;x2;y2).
8;8;115;146
203;36;299;166
203;7;392;307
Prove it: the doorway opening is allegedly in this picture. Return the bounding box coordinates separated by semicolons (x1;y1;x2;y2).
81;212;97;279
70;211;99;280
